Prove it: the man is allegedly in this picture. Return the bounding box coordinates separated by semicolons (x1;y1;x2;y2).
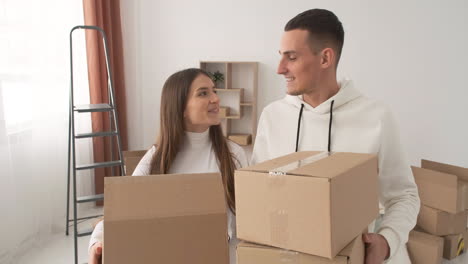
252;9;420;264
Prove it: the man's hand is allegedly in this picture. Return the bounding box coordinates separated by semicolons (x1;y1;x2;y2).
362;233;390;264
88;242;103;264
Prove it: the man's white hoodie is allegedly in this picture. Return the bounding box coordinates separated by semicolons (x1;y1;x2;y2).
252;79;420;263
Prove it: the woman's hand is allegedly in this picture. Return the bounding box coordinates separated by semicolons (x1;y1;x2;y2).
88;242;103;264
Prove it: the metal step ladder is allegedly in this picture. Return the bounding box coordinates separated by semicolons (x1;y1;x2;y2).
66;25;125;264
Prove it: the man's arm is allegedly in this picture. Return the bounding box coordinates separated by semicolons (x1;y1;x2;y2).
374;109;420;261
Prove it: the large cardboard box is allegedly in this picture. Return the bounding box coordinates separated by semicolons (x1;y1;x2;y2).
417;204;468;236
237;234;364;264
411;166;468;213
235;151;379;259
443;228;467;260
422;159;468;210
422;159;468;182
103;173;229;264
122;149;147;176
407;230;444;264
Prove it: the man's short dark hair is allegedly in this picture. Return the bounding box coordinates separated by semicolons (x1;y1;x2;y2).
285;9;344;66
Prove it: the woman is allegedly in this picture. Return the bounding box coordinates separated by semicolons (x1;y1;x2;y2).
88;68;248;264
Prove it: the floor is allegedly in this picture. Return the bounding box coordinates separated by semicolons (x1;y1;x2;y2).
14;205;468;264
17;206;102;264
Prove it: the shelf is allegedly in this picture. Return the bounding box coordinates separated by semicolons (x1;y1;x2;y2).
224;115;241;119
215;88;242;92
201;61;258;143
200;61;257;64
228;134;252;146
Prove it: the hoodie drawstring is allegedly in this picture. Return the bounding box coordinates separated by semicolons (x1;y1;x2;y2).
295;103;305;152
295;100;335;153
328;100;334;152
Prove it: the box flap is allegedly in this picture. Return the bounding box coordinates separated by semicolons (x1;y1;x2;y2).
412;166;460;213
104;173;226;222
240;151;377;179
422;159;468;182
239;151;321;172
289;152;377;179
237;236;363;264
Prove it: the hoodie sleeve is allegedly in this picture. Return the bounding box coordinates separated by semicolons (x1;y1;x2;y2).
376;109;420;261
251;110;271;165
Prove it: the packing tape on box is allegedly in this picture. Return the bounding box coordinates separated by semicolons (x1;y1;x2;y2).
268;151;332;178
267;152;332;246
279;249;299;263
270;209;289;246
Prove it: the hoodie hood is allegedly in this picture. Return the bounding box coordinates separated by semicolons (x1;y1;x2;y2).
284;79;362;114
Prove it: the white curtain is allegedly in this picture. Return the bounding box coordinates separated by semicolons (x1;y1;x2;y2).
0;0;97;262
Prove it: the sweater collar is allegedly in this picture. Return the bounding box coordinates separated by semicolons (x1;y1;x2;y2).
185;129;210;148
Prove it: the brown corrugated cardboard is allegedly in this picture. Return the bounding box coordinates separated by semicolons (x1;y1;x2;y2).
422;159;468;211
422;159;468;182
235;151;379;259
417;204;468;236
411;166;467;213
443;228;467;260
407;230;444;264
103;173;229;264
228;134;252;146
122;150;147;176
237;234;364;264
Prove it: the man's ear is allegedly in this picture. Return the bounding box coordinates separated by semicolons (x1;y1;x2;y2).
320;48;335;69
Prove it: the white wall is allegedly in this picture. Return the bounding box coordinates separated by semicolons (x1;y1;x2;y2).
120;0;468;167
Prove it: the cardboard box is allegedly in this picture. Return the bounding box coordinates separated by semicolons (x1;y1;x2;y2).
237;234;364;264
443;228;467;260
411;166;468;213
407;230;444;264
235;151;379;258
417;204;468;236
103;173;229;264
228;134;252;146
422;159;468;210
122;150;147;176
422;159;468;182
219;106;230;118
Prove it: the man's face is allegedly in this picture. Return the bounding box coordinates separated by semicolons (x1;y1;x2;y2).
277;29;322;95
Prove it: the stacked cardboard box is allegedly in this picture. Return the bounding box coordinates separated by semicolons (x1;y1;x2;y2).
102;173;230;264
234;151;380;263
408;159;468;263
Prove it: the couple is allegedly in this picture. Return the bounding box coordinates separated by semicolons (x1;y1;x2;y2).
89;9;420;264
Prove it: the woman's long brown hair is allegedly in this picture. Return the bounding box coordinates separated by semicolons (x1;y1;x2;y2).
150;68;238;213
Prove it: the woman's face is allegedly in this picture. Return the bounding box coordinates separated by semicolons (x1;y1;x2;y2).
184;74;220;132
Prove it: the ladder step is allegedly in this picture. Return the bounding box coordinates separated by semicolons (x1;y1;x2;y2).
74;104;113;113
77;194;104;203
77;228;94;237
75;131;117;139
76;160;122;170
68;214;103;222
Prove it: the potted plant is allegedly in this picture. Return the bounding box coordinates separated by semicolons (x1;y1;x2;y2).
209;71;225;88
